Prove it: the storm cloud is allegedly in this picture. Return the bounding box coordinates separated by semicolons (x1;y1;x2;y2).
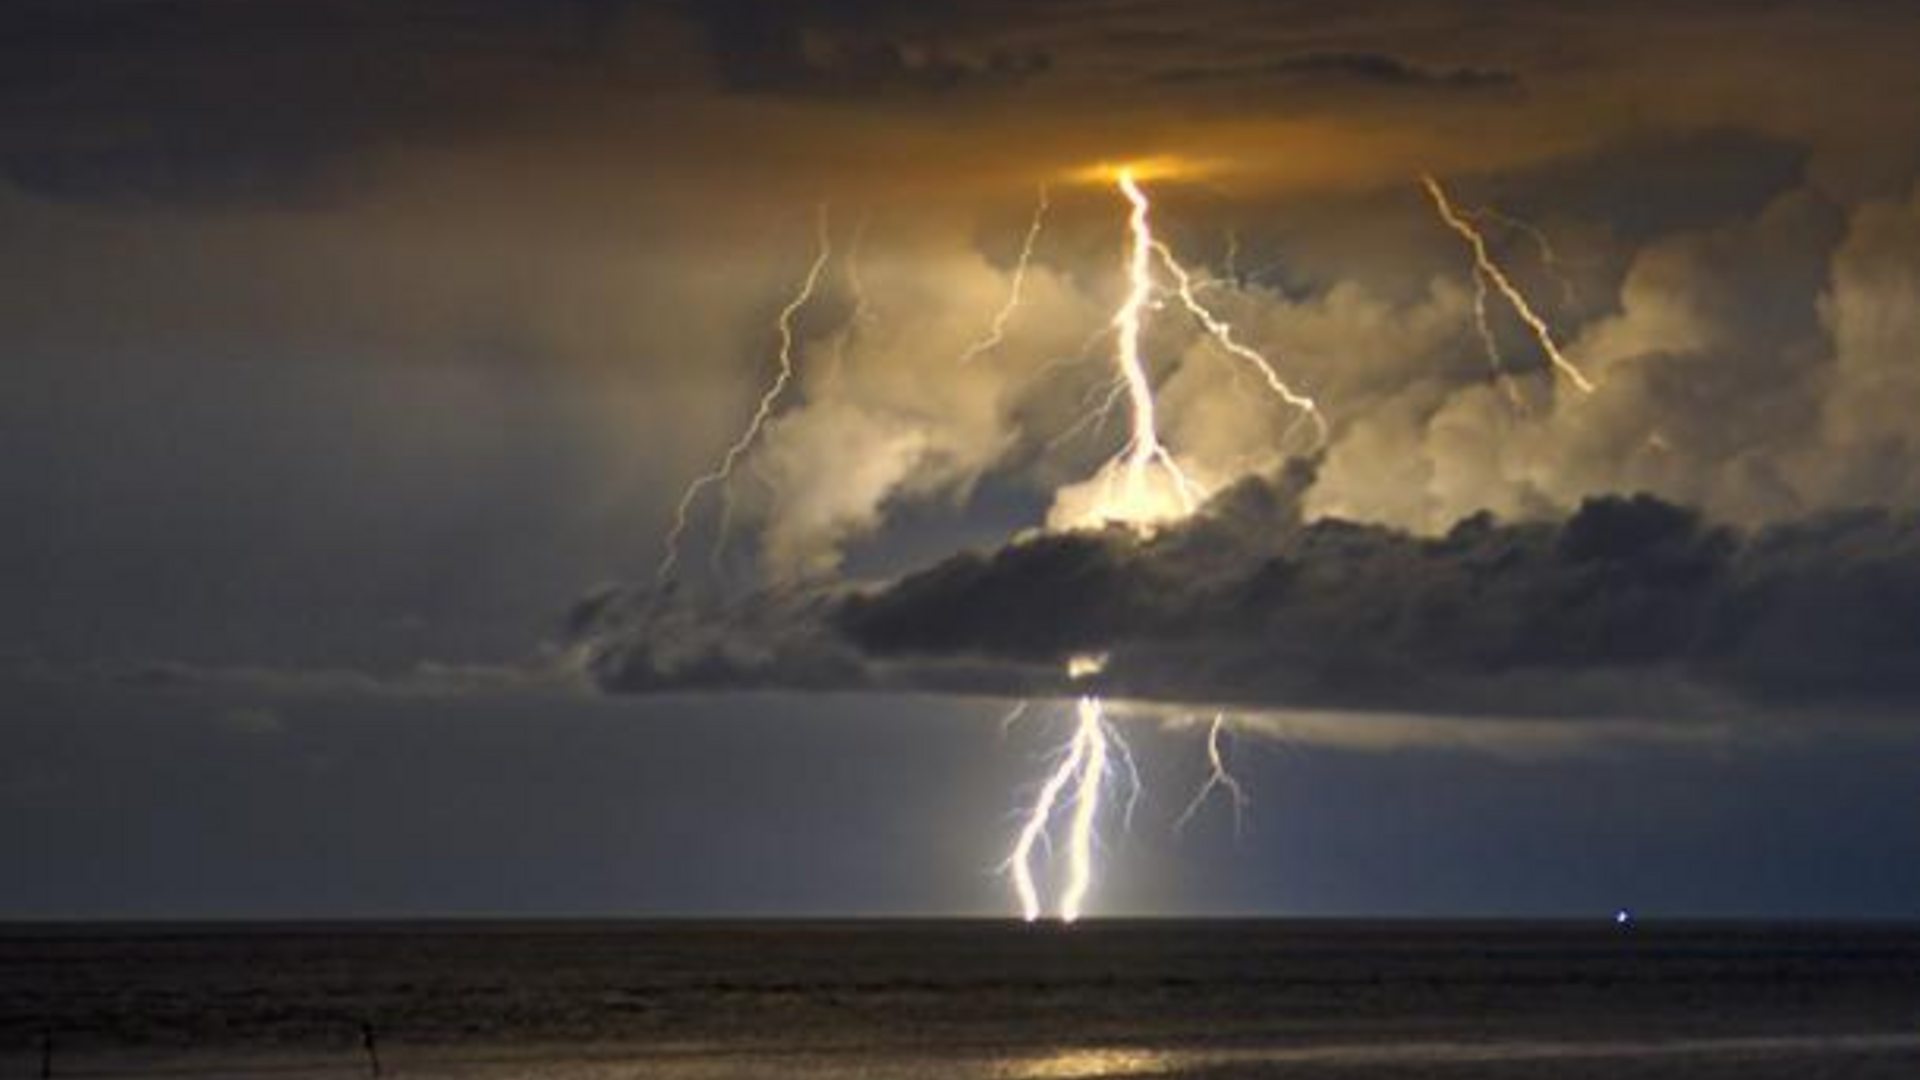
575;464;1920;724
14;0;1920;921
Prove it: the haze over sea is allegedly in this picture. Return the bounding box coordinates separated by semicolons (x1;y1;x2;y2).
6;920;1920;1078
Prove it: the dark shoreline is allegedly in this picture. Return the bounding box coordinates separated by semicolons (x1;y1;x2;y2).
11;920;1920;1077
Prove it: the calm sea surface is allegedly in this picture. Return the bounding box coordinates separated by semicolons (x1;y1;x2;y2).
5;921;1920;1078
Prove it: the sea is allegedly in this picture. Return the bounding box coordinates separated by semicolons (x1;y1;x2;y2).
5;920;1920;1078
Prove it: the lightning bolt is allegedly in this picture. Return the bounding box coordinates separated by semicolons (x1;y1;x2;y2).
958;185;1050;366
657;204;833;584
1421;174;1596;396
1005;694;1129;924
1174;714;1250;838
997;699;1032;739
1058;696;1110;924
1083;167;1209;527
1151;240;1329;451
1005;696;1096;922
1056;167;1326;530
1468;205;1580;310
1007;166;1323;921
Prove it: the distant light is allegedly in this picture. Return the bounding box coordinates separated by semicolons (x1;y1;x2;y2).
1615;908;1634;927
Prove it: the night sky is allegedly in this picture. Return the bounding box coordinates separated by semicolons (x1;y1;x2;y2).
9;0;1920;919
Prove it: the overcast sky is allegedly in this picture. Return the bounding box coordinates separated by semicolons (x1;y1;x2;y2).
8;0;1920;919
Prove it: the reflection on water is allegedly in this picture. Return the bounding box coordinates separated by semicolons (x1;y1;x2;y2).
984;1034;1920;1079
997;1046;1175;1079
12;1033;1920;1079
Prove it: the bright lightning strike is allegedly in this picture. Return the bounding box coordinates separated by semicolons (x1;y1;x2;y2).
1006;696;1095;922
657;204;833;584
1069;167;1210;530
1058;696;1110;924
1174;714;1250;837
958;185;1049;366
1053;166;1325;531
1421;174;1597;396
1005;693;1129;924
1010;166;1316;921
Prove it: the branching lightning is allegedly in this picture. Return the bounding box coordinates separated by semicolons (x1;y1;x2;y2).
1005;166;1314;921
1005;693;1132;924
1421;174;1596;396
1468;205;1580;310
1055;166;1327;529
1151;240;1329;451
958;185;1050;366
638;161;1601;925
1174;714;1250;838
657;204;833;584
658;166;1297;922
1058;696;1111;923
1006;696;1096;922
1078;167;1210;528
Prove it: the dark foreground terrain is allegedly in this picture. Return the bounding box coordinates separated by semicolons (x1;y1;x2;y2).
5;920;1920;1077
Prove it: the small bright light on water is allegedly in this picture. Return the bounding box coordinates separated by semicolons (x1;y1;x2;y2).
1615;909;1633;926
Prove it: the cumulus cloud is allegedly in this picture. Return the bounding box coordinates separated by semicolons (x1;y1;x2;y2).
647;158;1920;632
726;238;1103;581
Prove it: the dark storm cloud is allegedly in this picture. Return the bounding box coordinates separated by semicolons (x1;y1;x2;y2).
0;0;683;205
1154;51;1517;93
687;0;1049;96
10;0;1915;211
1478;129;1812;241
576;464;1920;721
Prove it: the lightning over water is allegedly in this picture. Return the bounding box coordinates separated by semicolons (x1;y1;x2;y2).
1175;714;1251;838
1058;696;1111;924
654;164;1316;923
1004;166;1319;921
1005;698;1095;923
1004;690;1136;924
